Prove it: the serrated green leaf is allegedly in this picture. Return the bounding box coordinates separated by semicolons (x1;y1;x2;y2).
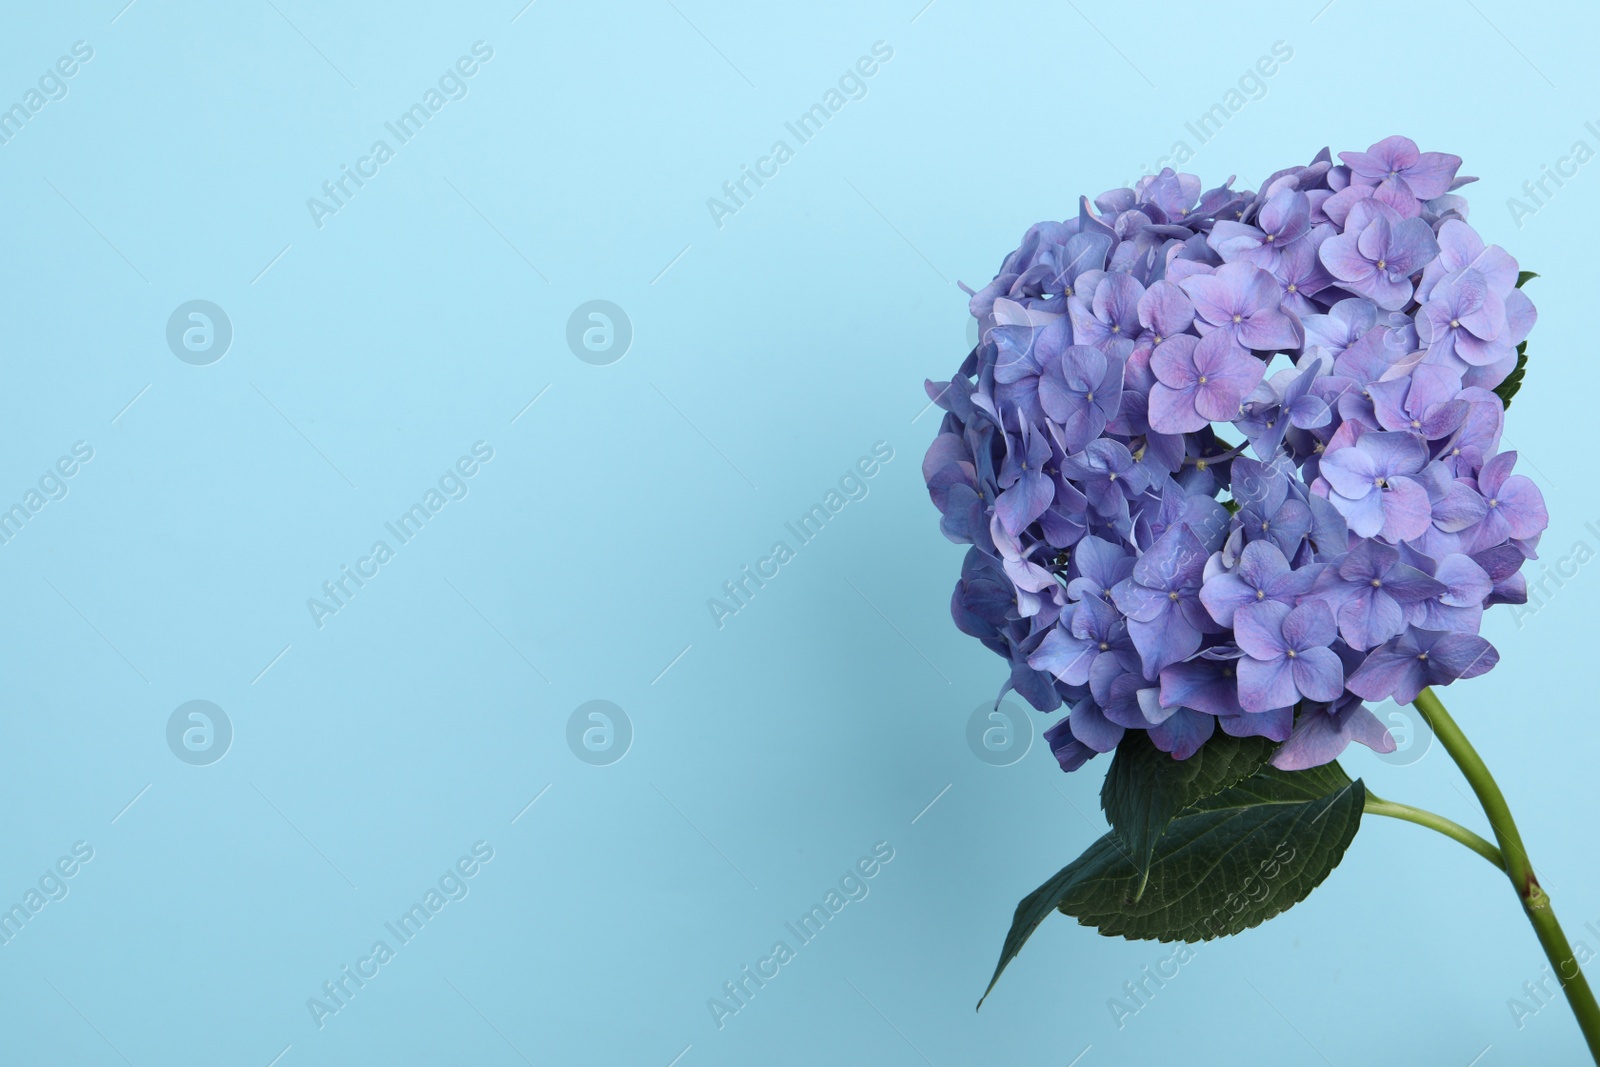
978;764;1363;1009
976;853;1090;1011
1494;347;1529;408
1100;731;1274;901
1517;270;1538;288
1068;764;1362;939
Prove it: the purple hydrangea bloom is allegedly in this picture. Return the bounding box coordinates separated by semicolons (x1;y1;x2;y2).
1407;551;1492;633
1209;188;1314;268
1110;524;1213;676
1180;262;1302;352
1303;297;1379;357
1028;595;1136;688
1137;280;1195;344
1368;364;1467;440
1237;360;1332;459
1146;704;1218;759
1346;628;1499;704
1231;457;1315;559
1417;270;1511;367
1339;135;1462;201
995;418;1054;536
1199;540;1321;627
1318;431;1432;541
1069;273;1145;352
1060;438;1149;524
1465;451;1547;549
1043;715;1095;772
1157;647;1247;718
1271;693;1396;770
924;135;1547;775
1234;601;1345;713
1318;200;1440;310
1267;240;1335;318
1066;535;1135;602
1320;539;1447;650
1148;333;1265;433
1041;345;1126;452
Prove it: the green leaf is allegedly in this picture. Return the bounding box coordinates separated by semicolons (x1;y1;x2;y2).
976;852;1096;1011
978;764;1363;1009
1494;340;1529;408
1100;731;1274;901
1499;269;1535;406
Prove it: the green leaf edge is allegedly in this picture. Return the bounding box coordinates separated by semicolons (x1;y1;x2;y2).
977;765;1364;1010
1494;340;1529;408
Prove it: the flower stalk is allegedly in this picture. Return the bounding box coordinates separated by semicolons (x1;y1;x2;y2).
1362;793;1503;871
1412;687;1600;1063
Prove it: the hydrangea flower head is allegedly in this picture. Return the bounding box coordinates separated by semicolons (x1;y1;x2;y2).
925;136;1545;774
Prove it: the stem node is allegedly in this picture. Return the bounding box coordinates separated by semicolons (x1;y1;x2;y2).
1413;687;1600;1062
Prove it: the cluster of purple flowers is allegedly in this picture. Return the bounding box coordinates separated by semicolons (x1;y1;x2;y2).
924;136;1544;773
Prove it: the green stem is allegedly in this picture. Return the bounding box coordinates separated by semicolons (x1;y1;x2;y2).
1413;686;1600;1063
1362;793;1505;870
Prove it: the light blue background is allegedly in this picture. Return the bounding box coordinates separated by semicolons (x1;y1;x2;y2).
1;1;1595;1063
